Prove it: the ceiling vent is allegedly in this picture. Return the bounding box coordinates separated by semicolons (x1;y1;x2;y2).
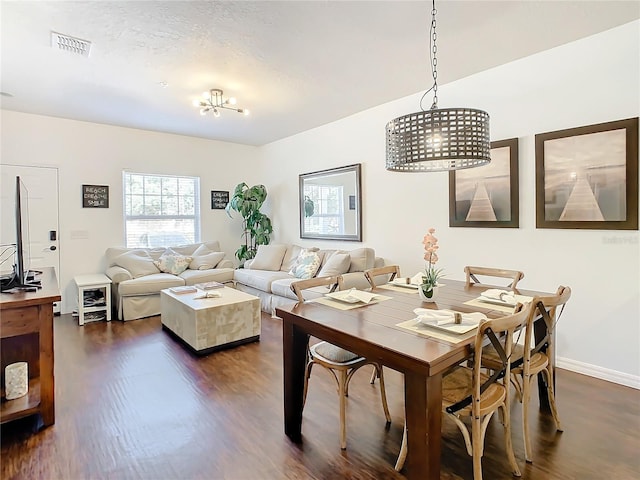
51;31;91;57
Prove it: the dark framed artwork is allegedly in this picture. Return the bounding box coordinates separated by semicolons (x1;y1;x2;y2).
535;117;638;230
82;184;109;208
449;138;519;228
211;190;229;209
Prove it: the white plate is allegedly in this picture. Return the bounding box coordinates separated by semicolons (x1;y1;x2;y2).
390;278;420;289
325;290;377;304
416;319;479;334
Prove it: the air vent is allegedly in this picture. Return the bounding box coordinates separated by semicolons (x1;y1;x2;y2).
51;31;91;57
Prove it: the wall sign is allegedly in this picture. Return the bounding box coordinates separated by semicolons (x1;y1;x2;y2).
82;185;109;208
211;190;230;209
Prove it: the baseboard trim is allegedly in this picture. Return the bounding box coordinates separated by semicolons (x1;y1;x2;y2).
557;356;640;389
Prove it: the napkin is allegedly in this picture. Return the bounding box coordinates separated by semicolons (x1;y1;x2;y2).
413;308;486;326
480;289;516;304
409;272;424;285
343;288;378;303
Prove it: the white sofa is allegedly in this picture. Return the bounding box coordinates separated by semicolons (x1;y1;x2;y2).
105;241;234;321
233;244;384;315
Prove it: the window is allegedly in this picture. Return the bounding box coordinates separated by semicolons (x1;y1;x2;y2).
123;172;200;248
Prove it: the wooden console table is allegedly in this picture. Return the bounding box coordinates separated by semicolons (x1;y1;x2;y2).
0;267;61;427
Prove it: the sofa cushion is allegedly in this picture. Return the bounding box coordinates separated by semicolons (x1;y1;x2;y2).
348;247;375;273
234;268;292;293
118;273;185;296
250;244;288;271
180;268;234;285
280;245;303;272
317;252;351;277
289;249;323;279
114;250;161;278
189;251;225;270
154;248;192;275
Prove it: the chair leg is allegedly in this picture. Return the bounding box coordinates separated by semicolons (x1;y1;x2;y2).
338;369;348;450
472;415;484;480
543;367;563;432
501;401;522;477
302;361;314;408
395;424;407;472
522;374;534;463
369;365;377;384
376;365;392;424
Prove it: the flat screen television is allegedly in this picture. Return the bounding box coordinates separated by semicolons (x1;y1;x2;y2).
0;176;40;292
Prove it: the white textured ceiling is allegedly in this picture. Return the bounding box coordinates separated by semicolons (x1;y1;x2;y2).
1;1;638;146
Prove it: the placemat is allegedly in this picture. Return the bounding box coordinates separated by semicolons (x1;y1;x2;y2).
310;294;392;310
464;294;533;314
378;284;419;294
395;318;478;344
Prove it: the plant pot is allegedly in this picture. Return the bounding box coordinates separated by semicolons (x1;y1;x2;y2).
419;285;439;303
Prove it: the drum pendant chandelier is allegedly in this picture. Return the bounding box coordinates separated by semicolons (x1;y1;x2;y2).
385;0;491;172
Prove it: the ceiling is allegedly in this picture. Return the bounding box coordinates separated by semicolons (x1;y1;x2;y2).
1;1;638;146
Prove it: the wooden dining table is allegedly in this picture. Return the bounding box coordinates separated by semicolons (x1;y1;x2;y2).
275;279;554;480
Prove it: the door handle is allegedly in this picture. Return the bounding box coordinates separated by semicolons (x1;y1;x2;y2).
49;245;57;251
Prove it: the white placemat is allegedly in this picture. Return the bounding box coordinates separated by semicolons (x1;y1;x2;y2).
310;294;392;310
378;284;419;293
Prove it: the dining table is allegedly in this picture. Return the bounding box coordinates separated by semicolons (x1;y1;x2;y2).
275;278;555;480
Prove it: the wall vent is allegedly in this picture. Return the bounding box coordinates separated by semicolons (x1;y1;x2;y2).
51;32;92;57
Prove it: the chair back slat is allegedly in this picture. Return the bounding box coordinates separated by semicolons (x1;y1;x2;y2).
464;266;524;289
364;265;400;289
290;276;340;302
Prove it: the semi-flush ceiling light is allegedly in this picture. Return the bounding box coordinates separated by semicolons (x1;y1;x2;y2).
385;0;490;172
193;89;250;117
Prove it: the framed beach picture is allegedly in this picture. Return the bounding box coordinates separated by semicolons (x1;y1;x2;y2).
449;138;519;228
535;117;638;230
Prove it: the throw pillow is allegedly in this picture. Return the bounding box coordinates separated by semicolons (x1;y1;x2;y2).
154;248;192;275
289;249;322;279
317;252;351;277
114;250;160;278
348;247;375;272
249;244;288;271
189;251;225;270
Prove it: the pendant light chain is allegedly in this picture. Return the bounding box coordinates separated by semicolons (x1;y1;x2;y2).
430;2;438;110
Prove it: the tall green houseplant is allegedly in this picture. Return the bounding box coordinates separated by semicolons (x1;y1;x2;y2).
225;183;273;265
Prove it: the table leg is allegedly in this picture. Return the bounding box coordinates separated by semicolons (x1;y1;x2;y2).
39;305;55;427
404;372;442;480
282;316;308;443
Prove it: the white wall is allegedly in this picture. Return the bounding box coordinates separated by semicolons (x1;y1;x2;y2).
259;21;640;385
0;112;261;312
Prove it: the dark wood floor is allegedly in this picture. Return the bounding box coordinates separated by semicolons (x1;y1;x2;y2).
2;313;639;480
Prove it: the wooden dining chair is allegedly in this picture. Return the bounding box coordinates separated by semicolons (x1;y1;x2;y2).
363;265;401;289
464;266;524;289
482;285;571;463
395;303;530;480
290;276;392;450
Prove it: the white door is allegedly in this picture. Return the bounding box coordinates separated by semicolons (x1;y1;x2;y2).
1;165;60;310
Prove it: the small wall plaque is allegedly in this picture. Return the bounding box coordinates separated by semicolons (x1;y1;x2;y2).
211;190;230;209
82;185;109;208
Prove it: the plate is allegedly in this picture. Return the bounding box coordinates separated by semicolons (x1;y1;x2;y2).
390;278;420;289
325;290;378;304
416;319;479;335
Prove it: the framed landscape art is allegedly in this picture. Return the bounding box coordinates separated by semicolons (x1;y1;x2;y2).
449;138;519;228
535;117;638;230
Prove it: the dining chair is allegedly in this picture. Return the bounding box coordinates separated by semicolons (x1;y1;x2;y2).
464;266;524;289
482;285;571;463
395;303;530;480
363;265;401;289
290;276;392;450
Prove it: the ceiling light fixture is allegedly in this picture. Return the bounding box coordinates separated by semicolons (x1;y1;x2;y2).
385;0;490;172
194;89;250;117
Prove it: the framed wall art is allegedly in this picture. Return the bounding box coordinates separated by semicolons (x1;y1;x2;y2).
535;117;638;230
211;190;229;209
82;184;109;208
449;138;519;228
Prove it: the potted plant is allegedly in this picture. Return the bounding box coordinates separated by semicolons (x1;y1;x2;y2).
225;183;273;265
420;228;445;302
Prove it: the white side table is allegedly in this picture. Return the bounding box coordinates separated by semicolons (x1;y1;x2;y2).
74;274;112;326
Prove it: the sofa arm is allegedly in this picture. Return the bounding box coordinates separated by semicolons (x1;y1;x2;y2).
106;265;132;284
338;272;371;290
218;259;234;269
244;259;254;269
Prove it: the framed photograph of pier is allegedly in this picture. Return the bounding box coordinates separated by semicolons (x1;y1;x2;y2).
535;117;638;230
449;138;519;228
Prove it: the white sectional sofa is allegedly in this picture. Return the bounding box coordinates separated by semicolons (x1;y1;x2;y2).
233;244;384;315
105;241;234;321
